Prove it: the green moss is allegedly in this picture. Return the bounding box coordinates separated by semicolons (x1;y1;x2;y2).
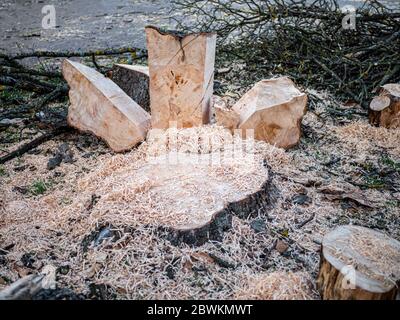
30;180;48;195
0;165;6;177
381;156;400;173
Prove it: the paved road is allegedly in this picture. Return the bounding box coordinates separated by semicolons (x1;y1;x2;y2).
0;0;398;54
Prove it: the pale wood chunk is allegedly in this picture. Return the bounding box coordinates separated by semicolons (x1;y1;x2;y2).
63;59;151;152
110;64;150;112
317;225;400;300
145;26;217;129
369;83;400;129
212;95;240;132
232;77;307;149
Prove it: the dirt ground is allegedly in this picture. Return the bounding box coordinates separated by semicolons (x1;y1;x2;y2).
0;58;399;299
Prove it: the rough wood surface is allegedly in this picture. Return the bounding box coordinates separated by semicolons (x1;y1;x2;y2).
63;59;151;152
233;77;307;149
212;95;240;133
317;225;400;300
369;83;400;129
110;64;150;112
145;26;217;129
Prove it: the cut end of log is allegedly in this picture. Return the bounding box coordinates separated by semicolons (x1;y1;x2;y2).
370;96;391;111
232;77;307;149
62;59;151;152
369;83;400;129
145;26;217;129
317;225;400;300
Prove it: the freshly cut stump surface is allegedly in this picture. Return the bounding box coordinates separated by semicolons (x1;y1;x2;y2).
317;225;400;300
67;126;272;245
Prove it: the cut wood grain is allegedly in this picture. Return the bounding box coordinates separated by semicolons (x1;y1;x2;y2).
233;77;307;149
145;26;217;129
317;225;400;300
369;83;400;129
63;59;151;152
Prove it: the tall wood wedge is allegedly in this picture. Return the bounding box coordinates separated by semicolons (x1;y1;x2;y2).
145;26;217;129
369;83;400;129
212;95;240;133
233;77;307;149
317;225;400;300
110;64;150;112
63;59;151;152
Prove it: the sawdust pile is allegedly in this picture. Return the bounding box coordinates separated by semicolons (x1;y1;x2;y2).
1;112;399;299
235;271;316;300
59;125;286;229
334;121;400;158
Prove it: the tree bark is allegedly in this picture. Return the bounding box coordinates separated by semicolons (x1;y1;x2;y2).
317;225;400;300
369;84;400;129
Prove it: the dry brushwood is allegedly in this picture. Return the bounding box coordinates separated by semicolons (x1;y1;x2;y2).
173;0;400;107
0;46;146;127
369;83;400;129
317;225;400;300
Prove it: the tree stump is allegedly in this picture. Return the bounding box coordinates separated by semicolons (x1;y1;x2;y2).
110;64;150;112
63;59;151;152
317;225;400;300
369;84;400;129
145;26;217;129
69;126;273;246
232;77;307;149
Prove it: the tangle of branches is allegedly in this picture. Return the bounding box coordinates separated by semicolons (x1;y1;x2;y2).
173;0;400;106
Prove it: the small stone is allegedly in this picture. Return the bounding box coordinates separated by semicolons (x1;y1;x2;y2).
292;194;311;205
250;219;266;233
275;240;289;254
47;154;63;170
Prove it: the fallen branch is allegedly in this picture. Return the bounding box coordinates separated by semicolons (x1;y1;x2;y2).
0;47;147;61
0;126;72;164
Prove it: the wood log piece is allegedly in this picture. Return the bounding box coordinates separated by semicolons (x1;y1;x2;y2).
317;225;400;300
212;95;240;133
62;59;151;152
110;64;150;112
232;77;307;149
0;274;44;300
145;26;217;129
369;83;400;129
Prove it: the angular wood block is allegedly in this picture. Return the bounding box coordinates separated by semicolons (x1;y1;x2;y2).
212;95;240;132
145;26;217;129
369;83;400;129
63;59;151;152
233;77;307;149
110;64;150;112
